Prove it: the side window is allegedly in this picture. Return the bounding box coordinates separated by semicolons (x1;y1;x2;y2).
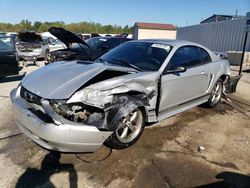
200;48;212;63
168;46;203;69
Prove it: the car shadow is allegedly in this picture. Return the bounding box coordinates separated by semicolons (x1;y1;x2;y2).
0;73;26;83
197;171;250;188
15;151;78;188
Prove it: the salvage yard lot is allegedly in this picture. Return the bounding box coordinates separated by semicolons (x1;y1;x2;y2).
1;63;250;188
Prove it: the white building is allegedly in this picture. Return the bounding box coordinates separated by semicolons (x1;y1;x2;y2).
133;22;177;40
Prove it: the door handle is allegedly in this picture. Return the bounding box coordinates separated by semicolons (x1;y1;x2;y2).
200;71;206;75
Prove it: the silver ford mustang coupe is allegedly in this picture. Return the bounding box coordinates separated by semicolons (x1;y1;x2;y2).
11;40;234;153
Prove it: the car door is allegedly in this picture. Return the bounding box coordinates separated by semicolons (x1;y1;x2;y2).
159;46;210;113
0;36;18;77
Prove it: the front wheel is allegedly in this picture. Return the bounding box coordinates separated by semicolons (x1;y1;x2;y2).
204;79;223;108
104;108;145;150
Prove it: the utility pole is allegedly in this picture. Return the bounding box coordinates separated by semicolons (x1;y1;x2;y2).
239;12;250;75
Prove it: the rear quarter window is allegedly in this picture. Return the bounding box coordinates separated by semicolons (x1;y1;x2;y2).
200;48;212;63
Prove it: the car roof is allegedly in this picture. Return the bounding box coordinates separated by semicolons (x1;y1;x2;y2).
129;39;204;48
92;36;131;40
128;39;220;61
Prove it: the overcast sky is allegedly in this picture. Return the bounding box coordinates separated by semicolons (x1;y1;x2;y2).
0;0;249;27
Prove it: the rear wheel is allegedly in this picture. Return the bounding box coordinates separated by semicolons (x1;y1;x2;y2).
205;79;223;108
104;108;145;150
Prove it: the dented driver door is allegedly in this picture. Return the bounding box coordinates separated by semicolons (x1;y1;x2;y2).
158;46;210;113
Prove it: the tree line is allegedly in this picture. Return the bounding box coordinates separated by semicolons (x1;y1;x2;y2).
0;20;133;34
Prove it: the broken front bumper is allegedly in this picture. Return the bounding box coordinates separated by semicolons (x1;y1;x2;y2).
10;87;112;153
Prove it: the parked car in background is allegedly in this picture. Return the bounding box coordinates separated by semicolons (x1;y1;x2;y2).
48;27;132;62
0;32;6;37
43;36;66;52
48;27;90;62
11;40;237;153
86;36;132;60
0;35;19;77
16;31;50;66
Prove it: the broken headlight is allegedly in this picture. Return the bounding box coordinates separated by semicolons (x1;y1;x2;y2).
50;99;103;124
50;99;90;122
50;99;71;116
67;85;130;108
79;88;113;107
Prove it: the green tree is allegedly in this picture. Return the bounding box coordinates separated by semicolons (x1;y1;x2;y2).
0;20;132;34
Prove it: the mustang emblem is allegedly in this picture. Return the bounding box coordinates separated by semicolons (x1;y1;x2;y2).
24;91;37;102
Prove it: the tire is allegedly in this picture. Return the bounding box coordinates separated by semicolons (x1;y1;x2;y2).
204;78;223;108
104;107;145;150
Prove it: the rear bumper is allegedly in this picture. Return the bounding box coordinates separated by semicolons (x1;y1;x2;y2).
10;87;112;153
225;75;242;94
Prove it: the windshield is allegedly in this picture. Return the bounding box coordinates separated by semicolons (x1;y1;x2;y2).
101;42;172;71
86;37;107;49
0;36;15;51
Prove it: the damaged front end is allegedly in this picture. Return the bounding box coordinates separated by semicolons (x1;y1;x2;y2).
11;64;159;152
49;81;157;131
11;85;113;153
65;71;159;130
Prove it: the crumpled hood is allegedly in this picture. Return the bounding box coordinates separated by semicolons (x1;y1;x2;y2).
21;61;134;99
22;61;105;99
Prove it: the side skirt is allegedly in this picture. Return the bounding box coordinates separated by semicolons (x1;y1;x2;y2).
157;94;210;122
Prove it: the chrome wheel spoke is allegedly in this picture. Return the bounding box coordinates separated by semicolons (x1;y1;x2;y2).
130;111;137;122
210;82;222;104
211;94;216;102
127;123;136;132
120;127;129;139
215;84;220;92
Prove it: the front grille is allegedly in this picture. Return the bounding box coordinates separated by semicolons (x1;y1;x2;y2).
20;86;42;106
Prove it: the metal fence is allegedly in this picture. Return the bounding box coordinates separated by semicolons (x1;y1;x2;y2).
177;17;250;52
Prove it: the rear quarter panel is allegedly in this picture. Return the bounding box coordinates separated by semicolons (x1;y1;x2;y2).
207;59;230;93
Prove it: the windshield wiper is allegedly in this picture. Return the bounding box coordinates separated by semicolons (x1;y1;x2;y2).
111;58;142;72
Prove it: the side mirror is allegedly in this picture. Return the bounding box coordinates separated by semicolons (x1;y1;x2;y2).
166;66;186;74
